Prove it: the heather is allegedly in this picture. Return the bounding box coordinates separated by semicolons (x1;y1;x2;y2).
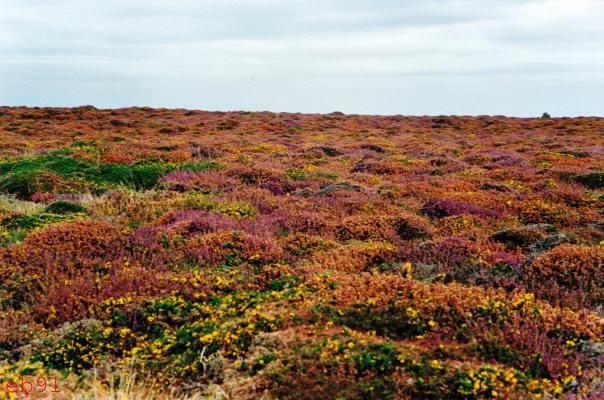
0;107;602;399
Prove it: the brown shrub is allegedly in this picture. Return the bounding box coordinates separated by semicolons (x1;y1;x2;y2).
527;245;603;290
305;241;396;274
1;220;123;276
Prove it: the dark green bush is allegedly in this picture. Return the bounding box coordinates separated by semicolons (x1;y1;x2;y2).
0;170;54;199
574;172;604;189
45;201;88;215
0;150;92;198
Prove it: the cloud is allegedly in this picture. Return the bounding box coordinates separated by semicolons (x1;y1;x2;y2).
0;0;602;116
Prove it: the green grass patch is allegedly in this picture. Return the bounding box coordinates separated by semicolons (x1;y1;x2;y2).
0;147;222;198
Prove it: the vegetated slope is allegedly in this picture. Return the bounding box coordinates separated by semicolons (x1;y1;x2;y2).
0;106;603;399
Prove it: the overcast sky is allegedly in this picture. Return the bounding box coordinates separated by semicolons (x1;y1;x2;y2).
1;0;603;116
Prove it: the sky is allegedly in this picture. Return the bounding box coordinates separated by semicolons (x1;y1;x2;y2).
1;0;603;116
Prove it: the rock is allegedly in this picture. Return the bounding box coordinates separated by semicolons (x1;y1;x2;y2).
393;216;431;241
480;182;511;192
587;223;604;232
198;333;284;399
360;144;386;153
528;223;559;233
191;143;220;159
529;233;582;256
491;224;558;250
205;353;226;381
559;149;590;158
291;188;314;197
581;341;604;366
411;263;438;281
251;331;284;350
20;319;103;359
574;172;604;189
296;182;362;197
310;146;344;157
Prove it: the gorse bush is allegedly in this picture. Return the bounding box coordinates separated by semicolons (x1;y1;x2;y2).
284;168;306;181
185;192;256;218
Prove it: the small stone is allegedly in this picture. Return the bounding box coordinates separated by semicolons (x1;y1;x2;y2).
360;144;386;153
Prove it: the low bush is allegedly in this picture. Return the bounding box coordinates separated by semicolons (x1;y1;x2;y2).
574;171;604;189
524;244;604;307
44;200;88;215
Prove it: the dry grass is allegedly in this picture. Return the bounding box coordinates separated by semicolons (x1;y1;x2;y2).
0;194;44;215
66;366;224;400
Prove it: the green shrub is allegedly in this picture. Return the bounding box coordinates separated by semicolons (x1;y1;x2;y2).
316;171;338;180
284;168;306;181
352;342;400;374
0;149;92;198
0;170;58;199
44;201;88;215
574;172;604;189
178;161;221;172
32;321;112;371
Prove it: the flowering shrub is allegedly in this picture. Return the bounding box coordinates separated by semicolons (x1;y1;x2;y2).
281;233;337;258
517;199;567;225
527;245;603;290
336;212;432;242
525;245;604;308
185;193;256;219
306;241;396;274
0;108;603;398
336;214;395;241
185;230;285;268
